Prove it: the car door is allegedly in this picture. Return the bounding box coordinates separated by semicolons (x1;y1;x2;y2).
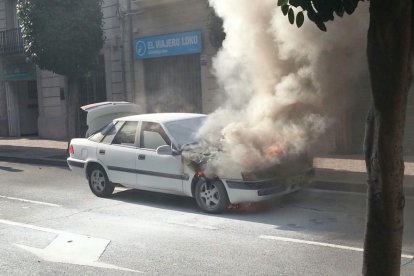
135;121;185;193
97;121;139;187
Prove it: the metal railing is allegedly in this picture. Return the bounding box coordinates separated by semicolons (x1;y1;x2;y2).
0;27;24;55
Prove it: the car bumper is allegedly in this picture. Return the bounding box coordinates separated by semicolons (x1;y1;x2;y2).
222;167;314;204
67;157;86;174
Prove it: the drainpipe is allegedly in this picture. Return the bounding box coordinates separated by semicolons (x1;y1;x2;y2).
118;0;128;102
118;0;137;103
127;0;136;104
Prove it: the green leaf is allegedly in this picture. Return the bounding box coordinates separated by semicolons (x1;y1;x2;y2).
296;11;304;27
307;11;316;22
281;4;289;15
277;0;288;6
343;0;357;14
288;8;295;24
335;9;344;17
316;21;327;32
289;0;300;8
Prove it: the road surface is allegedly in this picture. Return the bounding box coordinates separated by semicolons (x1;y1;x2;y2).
0;161;413;275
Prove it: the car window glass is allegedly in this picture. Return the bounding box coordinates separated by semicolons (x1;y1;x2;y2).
141;122;170;150
112;121;138;146
89;122;114;143
101;121;123;144
164;116;206;148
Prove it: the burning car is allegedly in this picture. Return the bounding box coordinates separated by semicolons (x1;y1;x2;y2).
67;108;314;213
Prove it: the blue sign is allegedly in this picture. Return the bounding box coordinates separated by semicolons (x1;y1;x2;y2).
134;31;202;60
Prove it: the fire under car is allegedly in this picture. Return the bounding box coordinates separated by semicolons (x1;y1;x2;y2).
67;103;314;213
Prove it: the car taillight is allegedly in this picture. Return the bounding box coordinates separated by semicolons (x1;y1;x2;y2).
69;145;74;156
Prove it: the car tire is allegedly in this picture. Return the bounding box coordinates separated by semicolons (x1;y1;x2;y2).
88;165;114;198
194;177;229;214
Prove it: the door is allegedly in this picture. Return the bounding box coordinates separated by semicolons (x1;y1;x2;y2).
97;121;139;187
17;81;38;135
144;54;202;113
136;122;184;193
5;81;20;136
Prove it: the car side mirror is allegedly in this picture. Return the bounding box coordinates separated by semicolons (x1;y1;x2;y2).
156;145;174;155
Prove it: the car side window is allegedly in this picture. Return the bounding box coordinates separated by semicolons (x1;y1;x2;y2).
101;121;123;144
112;121;138;146
89;122;115;143
140;122;171;150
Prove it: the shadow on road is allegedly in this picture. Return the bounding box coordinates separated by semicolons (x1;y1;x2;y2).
0;165;23;173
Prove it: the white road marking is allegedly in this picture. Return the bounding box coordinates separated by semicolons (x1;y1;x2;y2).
0;219;64;234
260;235;414;259
0;219;142;273
0;195;60;207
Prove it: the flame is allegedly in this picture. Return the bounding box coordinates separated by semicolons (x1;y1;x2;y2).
264;143;283;159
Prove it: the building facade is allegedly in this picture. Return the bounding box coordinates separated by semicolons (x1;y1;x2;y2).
1;0;414;155
0;0;220;140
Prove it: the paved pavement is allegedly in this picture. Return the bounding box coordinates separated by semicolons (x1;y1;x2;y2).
0;137;68;166
1;136;413;196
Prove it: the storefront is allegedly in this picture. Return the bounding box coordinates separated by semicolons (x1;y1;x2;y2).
3;61;38;137
134;31;203;113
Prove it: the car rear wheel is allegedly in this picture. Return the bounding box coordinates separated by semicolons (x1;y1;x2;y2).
195;177;229;213
88;165;114;197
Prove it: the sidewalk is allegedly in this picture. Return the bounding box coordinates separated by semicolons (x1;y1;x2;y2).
0;137;68;166
0;137;413;196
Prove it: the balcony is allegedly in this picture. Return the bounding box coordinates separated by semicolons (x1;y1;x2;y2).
0;28;24;55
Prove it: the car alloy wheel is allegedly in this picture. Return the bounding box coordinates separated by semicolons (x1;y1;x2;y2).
88;166;114;198
91;169;106;192
195;177;229;213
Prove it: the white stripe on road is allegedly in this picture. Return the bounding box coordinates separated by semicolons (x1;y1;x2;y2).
260;235;414;259
0;219;142;273
0;218;65;234
0;195;60;207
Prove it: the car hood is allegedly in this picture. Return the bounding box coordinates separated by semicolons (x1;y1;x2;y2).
81;101;142;136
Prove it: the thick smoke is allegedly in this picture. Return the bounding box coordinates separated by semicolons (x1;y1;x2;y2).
196;0;369;175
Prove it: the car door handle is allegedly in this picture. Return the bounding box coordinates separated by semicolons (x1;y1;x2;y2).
99;149;105;155
138;154;145;160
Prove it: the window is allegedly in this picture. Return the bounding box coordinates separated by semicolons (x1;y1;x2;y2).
101;122;123;144
140;122;170;150
89;122;114;142
164;116;206;147
112;121;138;146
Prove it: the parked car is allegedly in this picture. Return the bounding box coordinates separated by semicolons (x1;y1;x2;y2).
67;111;314;213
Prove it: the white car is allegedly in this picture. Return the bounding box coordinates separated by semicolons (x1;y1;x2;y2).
67;110;313;213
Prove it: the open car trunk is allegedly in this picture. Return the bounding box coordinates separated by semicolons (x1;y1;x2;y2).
81;102;142;136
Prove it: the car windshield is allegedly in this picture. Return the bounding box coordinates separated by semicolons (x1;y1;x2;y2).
164;116;207;148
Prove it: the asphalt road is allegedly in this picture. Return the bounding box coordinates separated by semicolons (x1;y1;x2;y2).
0;161;413;275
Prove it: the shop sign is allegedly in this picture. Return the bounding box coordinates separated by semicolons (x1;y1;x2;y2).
3;63;36;81
134;31;202;59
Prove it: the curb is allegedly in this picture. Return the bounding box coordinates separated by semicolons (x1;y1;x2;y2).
309;180;366;193
309;180;414;197
0;156;68;167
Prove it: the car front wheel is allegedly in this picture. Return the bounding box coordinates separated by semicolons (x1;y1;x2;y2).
195;177;229;213
88;165;114;198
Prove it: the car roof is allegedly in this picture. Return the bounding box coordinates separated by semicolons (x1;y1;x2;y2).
114;113;207;123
